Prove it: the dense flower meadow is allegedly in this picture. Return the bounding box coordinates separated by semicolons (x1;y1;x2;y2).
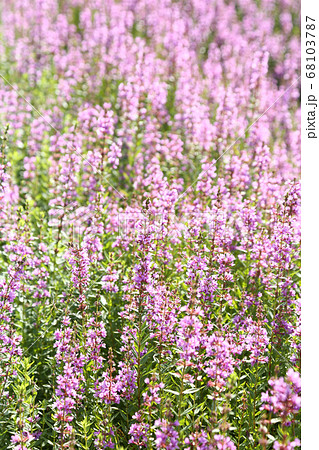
0;0;301;449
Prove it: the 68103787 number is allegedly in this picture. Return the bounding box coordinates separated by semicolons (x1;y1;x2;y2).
306;16;316;79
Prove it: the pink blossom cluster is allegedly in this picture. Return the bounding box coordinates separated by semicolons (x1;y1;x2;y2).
0;0;300;447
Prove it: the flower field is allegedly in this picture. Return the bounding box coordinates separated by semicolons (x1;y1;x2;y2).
0;0;301;449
